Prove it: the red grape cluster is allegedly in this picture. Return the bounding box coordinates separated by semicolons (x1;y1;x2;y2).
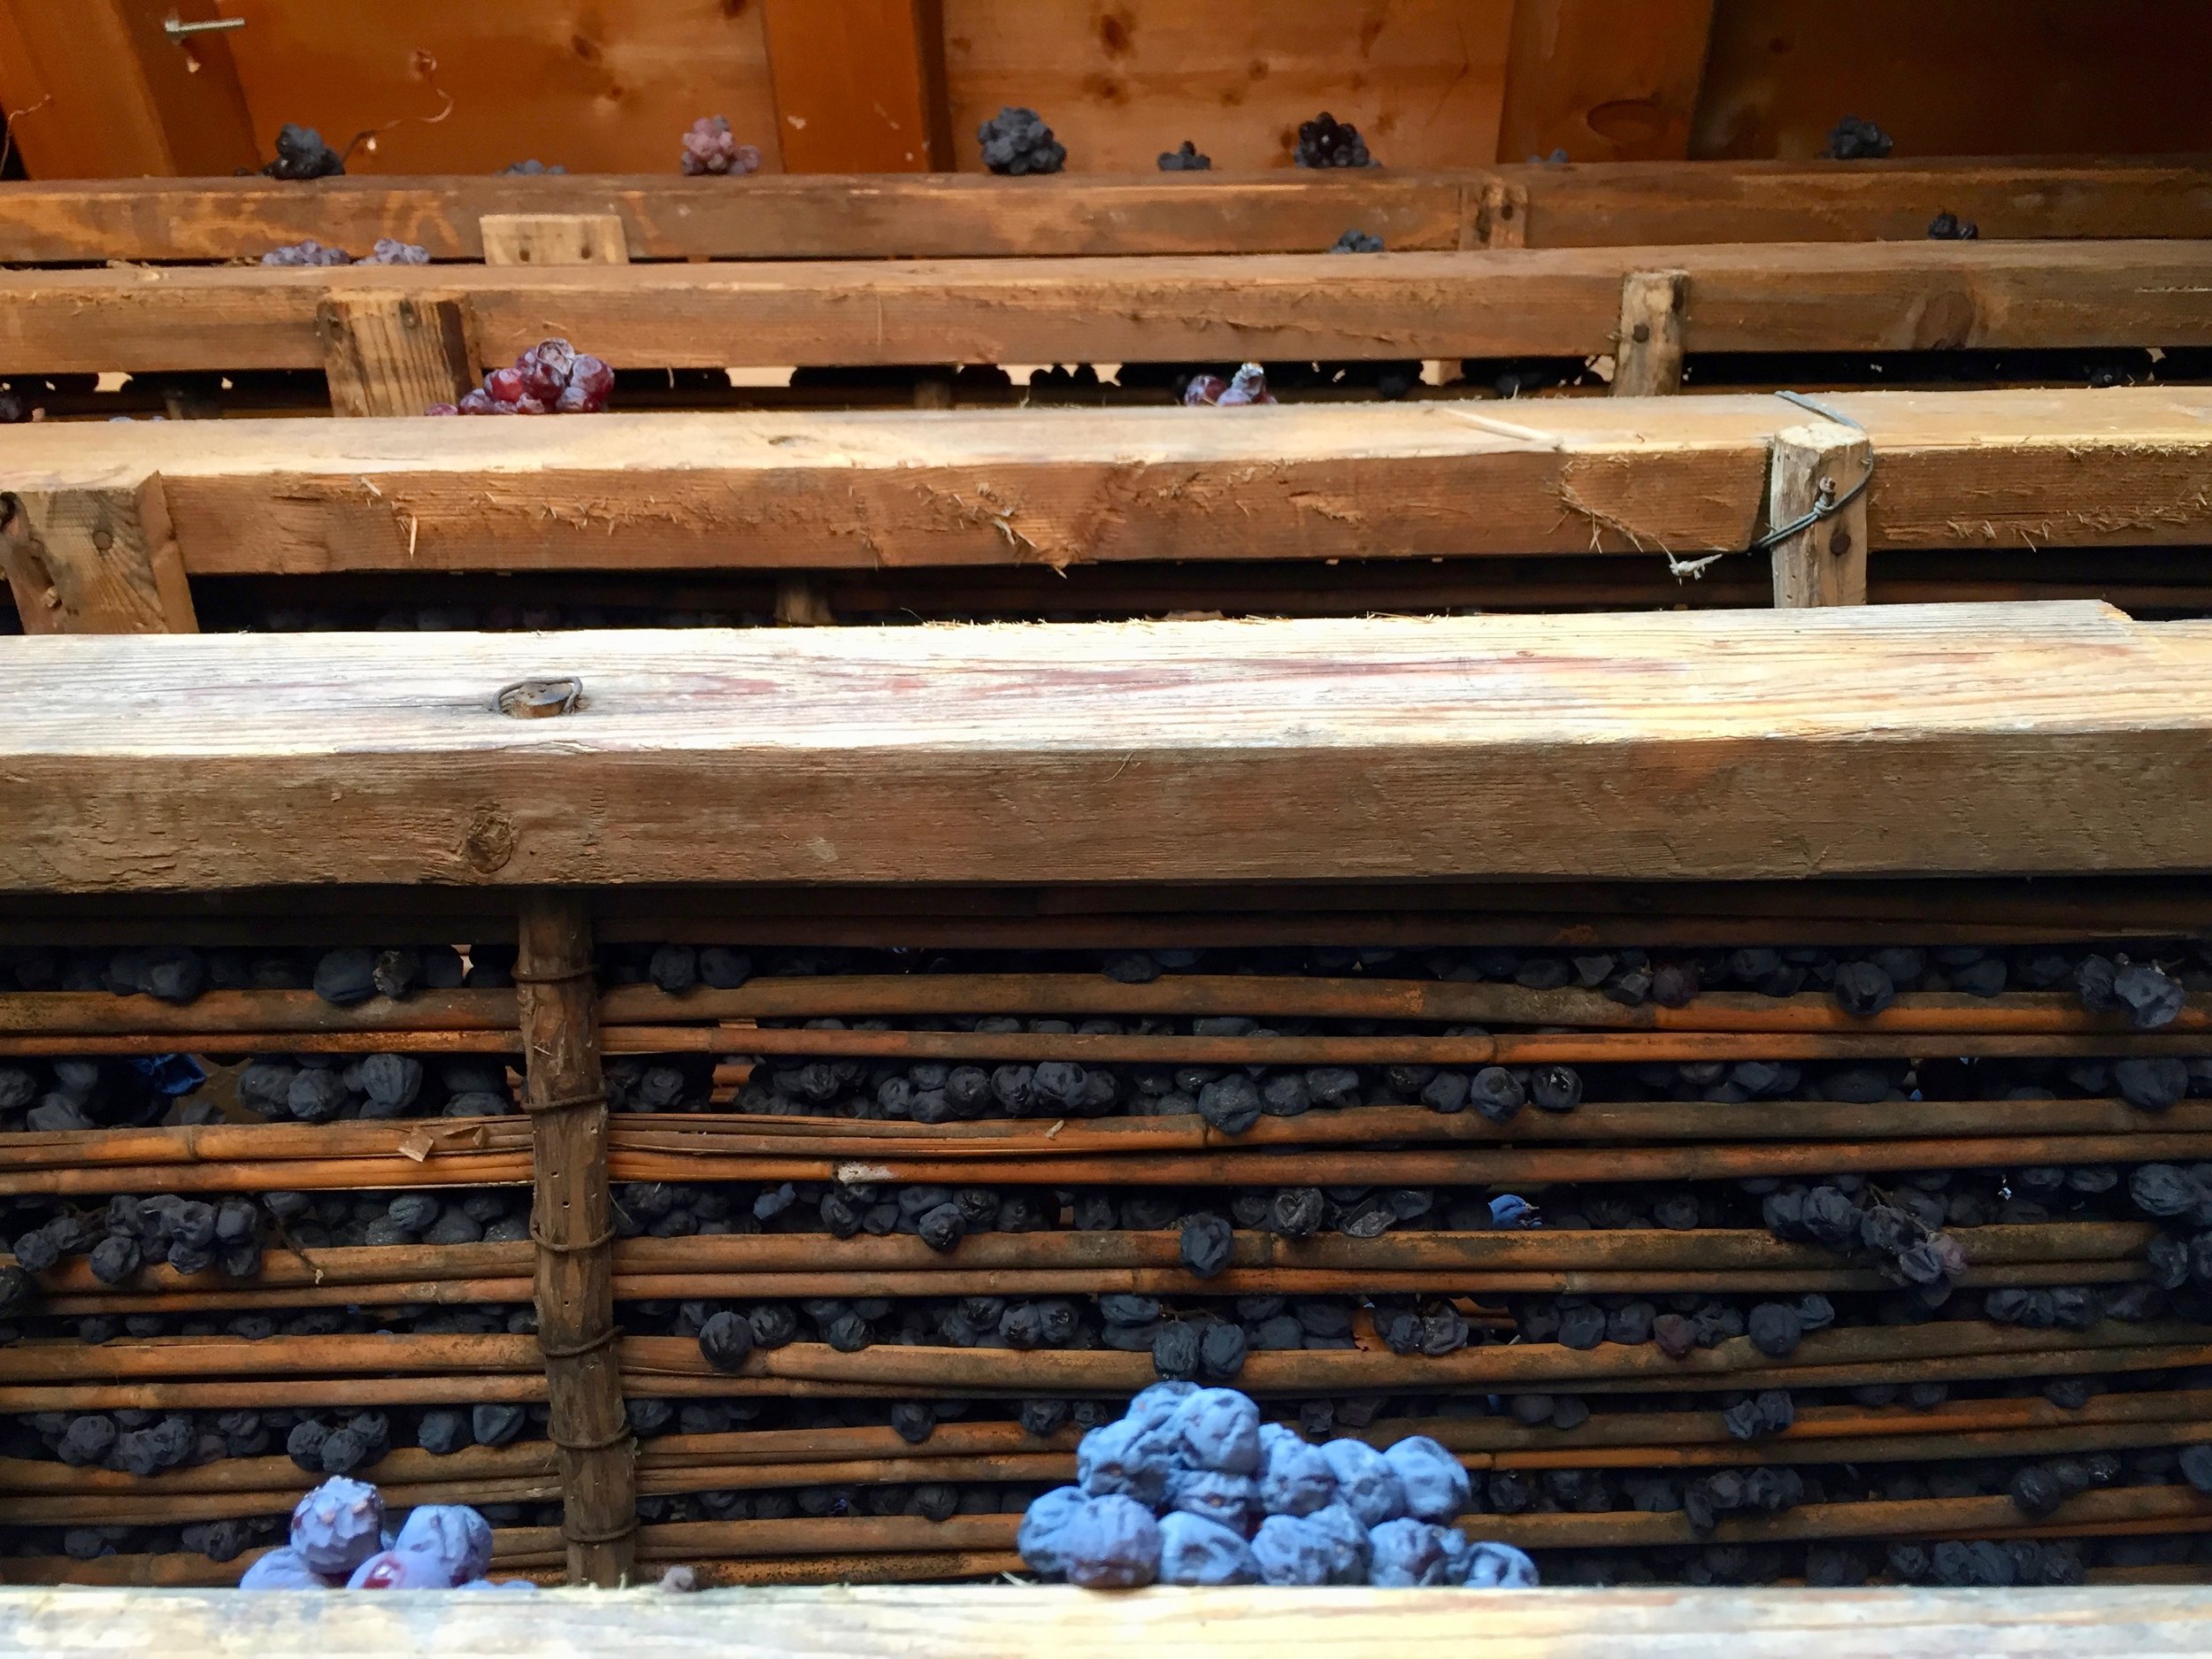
428;339;613;417
1183;364;1276;407
680;115;763;176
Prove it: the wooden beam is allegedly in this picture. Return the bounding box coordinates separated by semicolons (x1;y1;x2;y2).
2;241;2208;378
1609;268;1687;396
1767;422;1872;608
315;295;480;419
0;162;2207;263
0;0;257;180
515;894;634;1588
1496;0;1717;163
4;603;2212;893
0;480;196;634
0;390;2200;583
760;0;948;172
2;1582;2210;1655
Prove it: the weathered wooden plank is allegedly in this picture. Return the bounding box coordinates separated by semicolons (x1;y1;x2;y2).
1;1583;2210;1657
0;164;2204;265
1509;157;2212;248
0;389;2201;580
0;242;2205;376
2;603;2211;894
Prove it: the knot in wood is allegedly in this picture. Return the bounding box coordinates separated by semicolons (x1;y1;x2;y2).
462;805;518;874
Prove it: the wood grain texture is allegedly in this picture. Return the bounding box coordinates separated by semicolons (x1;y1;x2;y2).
315;294;479;419
4;1582;2212;1658
939;0;1512;173
1691;1;2212;162
1767;422;1871;608
1496;0;1717;164
760;0;947;172
1;164;2206;264
1611;267;1688;396
1;388;2202;581
477;214;631;266
4;603;2212;893
213;0;782;177
1;242;2205;377
0;0;257;179
0;480;196;634
516;894;634;1587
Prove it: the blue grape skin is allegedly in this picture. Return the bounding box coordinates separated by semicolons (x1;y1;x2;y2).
1302;1502;1372;1584
1156;1510;1259;1586
1367;1517;1455;1586
288;1475;383;1577
1462;1540;1541;1588
1381;1435;1470;1524
392;1504;493;1583
1017;1484;1089;1575
1318;1437;1408;1527
1059;1494;1161;1588
1255;1423;1337;1517
1250;1513;1334;1585
1171;1387;1262;1474
237;1546;331;1588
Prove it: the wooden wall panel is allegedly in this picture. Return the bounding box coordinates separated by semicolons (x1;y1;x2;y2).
215;0;782;176
0;0;257;178
761;0;950;171
1693;0;2212;160
939;0;1513;173
1495;0;1714;163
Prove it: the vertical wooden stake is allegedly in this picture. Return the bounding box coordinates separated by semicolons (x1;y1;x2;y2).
318;295;479;419
479;214;632;266
1465;178;1528;249
1768;423;1872;609
516;893;635;1587
0;479;197;634
1612;269;1688;397
774;576;837;625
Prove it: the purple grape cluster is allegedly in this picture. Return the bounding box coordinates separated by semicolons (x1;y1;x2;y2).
262;123;344;180
1018;1384;1536;1586
1294;112;1373;169
261;238;430;266
1157;141;1210;171
1182;364;1276;406
1822;116;1893;160
260;239;352;267
1927;211;1979;240
680;116;763;177
240;1477;526;1590
430;339;613;417
503;159;567;175
1328;229;1384;253
979;106;1066;175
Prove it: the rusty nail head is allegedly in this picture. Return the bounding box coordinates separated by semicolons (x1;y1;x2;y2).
1631;322;1651;342
495;676;585;718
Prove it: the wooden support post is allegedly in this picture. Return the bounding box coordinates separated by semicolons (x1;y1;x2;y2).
317;295;479;419
0;480;196;634
479;215;632;267
1768;423;1872;609
1464;178;1530;249
1612;268;1689;396
774;576;837;626
515;894;635;1587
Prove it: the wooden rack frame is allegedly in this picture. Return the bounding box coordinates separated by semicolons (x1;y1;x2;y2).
1;161;2208;264
4;388;2208;634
